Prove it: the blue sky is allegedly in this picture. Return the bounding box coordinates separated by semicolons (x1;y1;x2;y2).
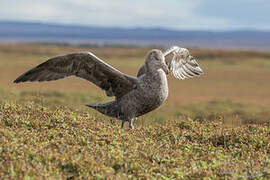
0;0;269;30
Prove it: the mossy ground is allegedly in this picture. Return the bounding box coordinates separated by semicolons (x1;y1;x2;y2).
1;102;270;179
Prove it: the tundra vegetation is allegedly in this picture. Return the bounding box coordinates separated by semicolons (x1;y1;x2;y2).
0;44;270;179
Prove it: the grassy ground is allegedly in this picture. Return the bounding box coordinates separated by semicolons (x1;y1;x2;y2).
1;102;270;179
1;44;270;178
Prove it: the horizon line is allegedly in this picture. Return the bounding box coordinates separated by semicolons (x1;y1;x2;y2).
1;19;270;33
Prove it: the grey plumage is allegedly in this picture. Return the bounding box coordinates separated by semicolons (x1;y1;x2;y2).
14;46;203;129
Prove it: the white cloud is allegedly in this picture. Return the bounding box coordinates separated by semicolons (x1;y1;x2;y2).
0;0;257;30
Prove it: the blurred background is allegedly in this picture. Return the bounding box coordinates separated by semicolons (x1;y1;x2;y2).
1;0;270;125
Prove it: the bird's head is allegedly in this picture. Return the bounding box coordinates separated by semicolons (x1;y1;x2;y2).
145;49;170;74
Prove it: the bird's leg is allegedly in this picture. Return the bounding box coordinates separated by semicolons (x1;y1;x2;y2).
129;118;134;130
121;120;125;129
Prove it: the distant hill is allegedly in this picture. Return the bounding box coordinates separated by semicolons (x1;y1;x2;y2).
1;21;270;49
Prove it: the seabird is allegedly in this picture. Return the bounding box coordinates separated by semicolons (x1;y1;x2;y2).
14;46;203;129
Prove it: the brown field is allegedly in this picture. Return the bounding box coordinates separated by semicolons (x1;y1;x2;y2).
1;44;270;124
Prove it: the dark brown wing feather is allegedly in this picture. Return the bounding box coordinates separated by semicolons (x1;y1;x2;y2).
14;52;138;98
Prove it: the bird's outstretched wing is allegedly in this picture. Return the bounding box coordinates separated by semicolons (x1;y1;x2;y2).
14;52;138;98
164;46;204;80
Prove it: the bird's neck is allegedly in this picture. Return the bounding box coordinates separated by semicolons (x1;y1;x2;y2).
145;68;167;82
145;67;163;75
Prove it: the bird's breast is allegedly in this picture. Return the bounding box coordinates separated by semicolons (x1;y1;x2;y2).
139;70;169;107
118;70;169;118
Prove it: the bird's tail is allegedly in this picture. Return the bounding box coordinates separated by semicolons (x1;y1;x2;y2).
86;103;99;109
86;103;106;113
86;101;122;119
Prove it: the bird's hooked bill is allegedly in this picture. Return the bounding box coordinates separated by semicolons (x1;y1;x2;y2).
162;64;170;74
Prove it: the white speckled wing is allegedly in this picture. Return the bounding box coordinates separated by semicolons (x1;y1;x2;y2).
164;46;204;80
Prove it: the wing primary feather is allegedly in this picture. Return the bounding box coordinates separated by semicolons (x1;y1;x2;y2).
182;65;197;77
13;52;138;98
185;63;203;75
177;71;185;79
179;68;192;78
173;70;180;79
175;68;185;79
